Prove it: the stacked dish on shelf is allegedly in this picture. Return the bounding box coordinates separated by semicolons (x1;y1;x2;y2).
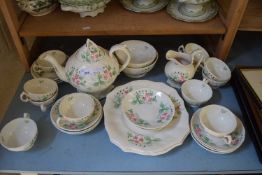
190;105;245;154
104;80;190;156
31;50;67;84
115;40;158;78
50;93;103;135
58;0;111;17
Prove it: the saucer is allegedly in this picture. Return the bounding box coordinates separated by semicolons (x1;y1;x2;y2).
167;0;218;22
50;96;102;133
190;108;245;154
120;0;169;13
121;88;175;130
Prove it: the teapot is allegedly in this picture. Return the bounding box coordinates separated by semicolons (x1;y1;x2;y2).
164;50;203;88
44;38;131;98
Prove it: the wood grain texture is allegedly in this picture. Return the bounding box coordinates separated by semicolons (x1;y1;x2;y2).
19;1;226;36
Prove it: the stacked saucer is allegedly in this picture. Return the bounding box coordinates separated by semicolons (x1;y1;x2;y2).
104;80;190;156
50;93;102;135
31;50;67;83
120;0;169;13
59;0;110;17
190;105;245;154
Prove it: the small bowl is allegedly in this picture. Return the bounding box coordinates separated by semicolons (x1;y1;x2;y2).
0;113;37;152
59;93;95;123
181;79;212;107
115;40;157;68
123;53;158;78
203;57;231;82
199;105;237;142
20;78;58;102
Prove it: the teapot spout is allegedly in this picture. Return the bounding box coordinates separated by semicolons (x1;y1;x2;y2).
43;55;68;82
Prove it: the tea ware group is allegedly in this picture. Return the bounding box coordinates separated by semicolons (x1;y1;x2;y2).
44;38;131;99
181;79;212;107
31;50;68;83
16;0;58;16
191;107;245;154
20;78;58;112
59;0;110;17
50;93;103;134
0;113;38;152
120;0;169;13
115;40;158;78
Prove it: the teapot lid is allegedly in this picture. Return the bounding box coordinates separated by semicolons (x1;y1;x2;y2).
79;39;104;63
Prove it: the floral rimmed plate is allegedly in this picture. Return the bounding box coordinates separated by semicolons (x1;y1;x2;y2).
167;0;218;22
120;0;169;13
121;88;175;130
104;80;189;156
190;109;245;154
50;96;102;134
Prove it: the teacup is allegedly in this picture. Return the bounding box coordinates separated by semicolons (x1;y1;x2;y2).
30;90;58;112
20;78;58;102
32;50;67;74
133;0;158;8
203;57;231;82
199;105;237;144
202;69;227;88
58;93;95;123
181;79;212;107
0;113;38;152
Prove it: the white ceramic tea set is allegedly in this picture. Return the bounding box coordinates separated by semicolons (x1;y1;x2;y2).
164;42;232;89
0;113;38;152
167;0;219;22
20;78;58;112
50;93;103;135
190;105;245;154
115;40;158;78
104;80;190;156
120;0;169;13
59;0;111;17
31;50;68;83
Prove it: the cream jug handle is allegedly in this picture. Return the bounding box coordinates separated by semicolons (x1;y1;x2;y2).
109;44;131;72
191;50;204;71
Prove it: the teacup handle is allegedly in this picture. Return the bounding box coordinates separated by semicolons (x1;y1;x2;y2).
223;135;233;145
109;44;131;72
178;45;185;53
20;92;30;102
32;64;43;74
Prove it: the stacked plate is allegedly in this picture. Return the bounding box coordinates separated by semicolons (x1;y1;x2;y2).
190;105;245;154
50;93;103;135
59;0;110;17
31;50;67;83
120;0;169;13
104;80;190;156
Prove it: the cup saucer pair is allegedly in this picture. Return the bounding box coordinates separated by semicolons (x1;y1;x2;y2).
190;108;245;154
50;96;103;135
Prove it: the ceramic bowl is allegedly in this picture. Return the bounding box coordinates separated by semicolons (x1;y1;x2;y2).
181;79;212;107
0;113;37;152
121;88;175;130
59;93;95;123
115;40;157;68
202;69;227;88
199;105;237;143
20;78;58;102
32;50;67;74
123;53;158;78
203;57;231;82
30;90;58;112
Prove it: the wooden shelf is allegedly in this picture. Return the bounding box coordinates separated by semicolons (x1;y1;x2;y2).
239;0;262;31
19;1;226;37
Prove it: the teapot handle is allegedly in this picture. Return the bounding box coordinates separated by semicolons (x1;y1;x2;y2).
109;44;131;72
191;50;204;71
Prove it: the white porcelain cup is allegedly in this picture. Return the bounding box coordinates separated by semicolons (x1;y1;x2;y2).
202;69;227;88
30;90;58;112
199;104;237;144
58;93;95;123
181;79;212;107
33;50;67;74
203;57;231;82
20;78;58;102
0;113;38;152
